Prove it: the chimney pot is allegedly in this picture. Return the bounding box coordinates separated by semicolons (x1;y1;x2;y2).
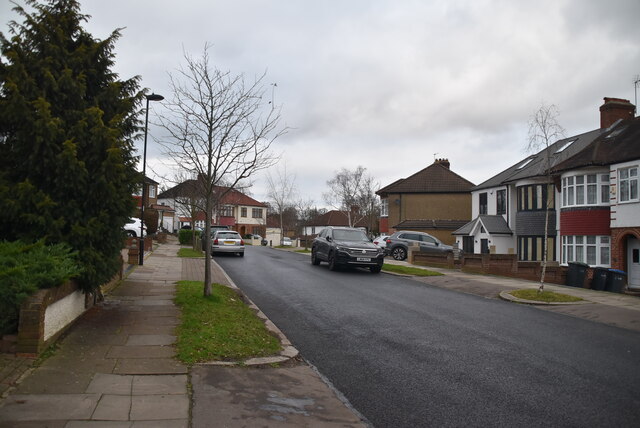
435;158;450;169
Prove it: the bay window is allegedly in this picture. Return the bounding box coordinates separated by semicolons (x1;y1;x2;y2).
562;173;610;207
562;235;610;267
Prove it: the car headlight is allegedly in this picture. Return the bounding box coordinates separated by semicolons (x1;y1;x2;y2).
336;246;347;252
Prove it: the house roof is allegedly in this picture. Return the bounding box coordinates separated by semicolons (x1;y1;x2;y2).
552;116;640;173
308;210;367;228
158;180;266;207
377;162;475;196
473;128;603;191
393;219;469;231
453;215;513;236
149;203;175;212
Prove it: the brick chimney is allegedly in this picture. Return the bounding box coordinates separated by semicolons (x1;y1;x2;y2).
600;97;635;129
434;158;450;169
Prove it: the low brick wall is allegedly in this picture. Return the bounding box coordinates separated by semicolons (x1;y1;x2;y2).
412;251;568;286
16;258;124;356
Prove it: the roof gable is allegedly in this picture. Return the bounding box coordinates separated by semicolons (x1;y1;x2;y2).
377;163;475;196
157;180;265;207
308;210;367;227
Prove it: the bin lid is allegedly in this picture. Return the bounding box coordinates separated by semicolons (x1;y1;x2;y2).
568;261;589;267
608;269;626;275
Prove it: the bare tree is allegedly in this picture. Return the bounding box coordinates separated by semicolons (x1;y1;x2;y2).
527;103;565;292
324;166;377;229
266;163;297;245
158;45;284;296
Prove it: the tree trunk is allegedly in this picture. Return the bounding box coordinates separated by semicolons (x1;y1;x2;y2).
539;184;550;292
203;199;213;297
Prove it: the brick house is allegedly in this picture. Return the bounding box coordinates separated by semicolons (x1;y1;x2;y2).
376;159;474;245
455;97;639;290
302;210;370;237
157;179;267;236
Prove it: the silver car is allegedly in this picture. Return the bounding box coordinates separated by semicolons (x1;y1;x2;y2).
211;230;245;257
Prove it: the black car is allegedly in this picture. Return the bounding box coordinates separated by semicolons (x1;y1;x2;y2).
385;230;453;261
311;226;384;273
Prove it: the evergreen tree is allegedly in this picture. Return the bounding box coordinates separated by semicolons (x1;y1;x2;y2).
0;0;142;291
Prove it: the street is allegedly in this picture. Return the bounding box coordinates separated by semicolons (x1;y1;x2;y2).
216;246;640;427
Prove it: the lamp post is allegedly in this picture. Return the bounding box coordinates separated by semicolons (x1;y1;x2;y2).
139;92;164;265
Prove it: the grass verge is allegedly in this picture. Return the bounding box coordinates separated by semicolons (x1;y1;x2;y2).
174;280;281;364
295;249;311;254
382;264;443;276
177;248;204;258
509;289;583;303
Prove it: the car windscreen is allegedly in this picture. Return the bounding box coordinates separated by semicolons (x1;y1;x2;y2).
333;229;368;241
216;232;239;239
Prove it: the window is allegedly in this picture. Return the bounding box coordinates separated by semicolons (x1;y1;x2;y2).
619;166;638;202
517;158;534;170
219;205;233;217
252;227;261;235
562;173;610;207
381;198;388;217
479;193;488;215
518;236;556;261
554;138;576;153
241;207;247;217
562;235;610;267
252;208;263;218
496;190;506;215
517;184;554;211
148;185;156;198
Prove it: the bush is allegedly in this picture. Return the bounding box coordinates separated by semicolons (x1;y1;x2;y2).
0;241;80;335
179;229;197;245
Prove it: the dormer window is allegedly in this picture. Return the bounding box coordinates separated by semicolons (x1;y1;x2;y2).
517;158;534;170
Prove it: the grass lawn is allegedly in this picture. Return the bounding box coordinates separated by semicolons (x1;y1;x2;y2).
510;288;583;303
295;249;311;254
177;248;204;258
174;281;281;364
382;264;443;277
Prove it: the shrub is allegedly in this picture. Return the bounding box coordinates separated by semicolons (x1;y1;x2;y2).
179;229;197;245
0;241;80;335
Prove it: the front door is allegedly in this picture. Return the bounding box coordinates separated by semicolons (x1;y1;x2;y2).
481;239;489;254
628;236;640;290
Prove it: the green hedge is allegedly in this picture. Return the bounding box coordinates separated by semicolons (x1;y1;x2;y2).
0;241;80;335
178;229;198;245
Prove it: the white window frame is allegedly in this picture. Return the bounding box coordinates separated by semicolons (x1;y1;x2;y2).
562;173;610;207
619;166;638;203
380;199;388;217
148;185;156;198
561;235;610;267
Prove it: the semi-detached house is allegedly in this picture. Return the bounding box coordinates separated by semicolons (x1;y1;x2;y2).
454;97;639;290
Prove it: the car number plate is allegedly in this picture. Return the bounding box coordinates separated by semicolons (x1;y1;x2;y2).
356;257;371;262
224;240;235;245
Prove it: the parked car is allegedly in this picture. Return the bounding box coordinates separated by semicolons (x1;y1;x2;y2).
373;234;390;249
385;231;453;261
201;225;231;249
282;237;292;246
311;226;384;273
211;230;244;257
124;218;146;237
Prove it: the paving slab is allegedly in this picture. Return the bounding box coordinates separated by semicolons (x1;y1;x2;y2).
86;373;133;395
0;393;99;421
113;359;187;375
107;345;176;359
92;394;131;421
125;335;176;346
132;375;187;395
13;368;97;394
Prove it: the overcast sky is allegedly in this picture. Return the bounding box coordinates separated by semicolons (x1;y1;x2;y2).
3;0;640;208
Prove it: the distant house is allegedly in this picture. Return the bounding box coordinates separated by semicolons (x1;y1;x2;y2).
376;159;475;245
454;97;640;290
157;177;267;236
302;210;369;236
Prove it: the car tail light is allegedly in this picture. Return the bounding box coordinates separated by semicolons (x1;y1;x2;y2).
240;239;245;246
214;238;219;245
385;238;391;244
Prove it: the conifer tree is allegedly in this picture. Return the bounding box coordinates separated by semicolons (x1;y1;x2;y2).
0;0;142;291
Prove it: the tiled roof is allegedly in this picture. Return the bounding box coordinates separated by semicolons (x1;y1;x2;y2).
473;128;603;191
453;215;513;235
377;163;475;196
552;117;640;172
158;180;266;207
393;219;469;230
308;210;367;228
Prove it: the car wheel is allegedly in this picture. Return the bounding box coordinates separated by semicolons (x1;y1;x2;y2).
311;249;321;265
370;265;382;274
392;246;407;261
328;252;338;271
239;252;244;257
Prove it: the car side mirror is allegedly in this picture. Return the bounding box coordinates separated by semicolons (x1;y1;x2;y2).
326;236;332;242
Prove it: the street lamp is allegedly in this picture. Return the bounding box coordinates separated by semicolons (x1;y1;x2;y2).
139;92;164;265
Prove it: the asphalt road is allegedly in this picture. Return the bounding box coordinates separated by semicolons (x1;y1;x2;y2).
215;246;640;428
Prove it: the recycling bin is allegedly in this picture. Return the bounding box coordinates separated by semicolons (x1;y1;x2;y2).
590;267;609;291
605;269;627;293
566;262;589;288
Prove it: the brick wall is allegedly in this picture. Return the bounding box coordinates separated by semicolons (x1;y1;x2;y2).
611;227;640;271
